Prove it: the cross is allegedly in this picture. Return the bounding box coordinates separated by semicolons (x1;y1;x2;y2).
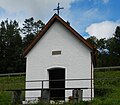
53;3;64;16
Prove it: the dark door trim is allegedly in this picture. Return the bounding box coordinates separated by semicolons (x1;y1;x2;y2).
48;67;65;100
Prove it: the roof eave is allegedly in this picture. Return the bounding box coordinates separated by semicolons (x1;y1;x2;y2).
23;14;93;57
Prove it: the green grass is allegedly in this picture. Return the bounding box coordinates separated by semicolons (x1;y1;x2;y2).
0;91;11;105
0;76;25;90
94;70;120;104
0;76;25;105
0;70;120;105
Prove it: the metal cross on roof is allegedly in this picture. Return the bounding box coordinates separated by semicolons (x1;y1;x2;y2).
53;3;64;16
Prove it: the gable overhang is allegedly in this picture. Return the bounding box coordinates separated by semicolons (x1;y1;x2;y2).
23;14;94;57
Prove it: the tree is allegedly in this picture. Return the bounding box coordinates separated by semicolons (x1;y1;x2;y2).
106;26;120;66
87;26;120;67
113;26;120;56
87;36;112;67
21;17;45;48
0;17;45;73
0;21;6;72
87;36;97;47
0;19;24;73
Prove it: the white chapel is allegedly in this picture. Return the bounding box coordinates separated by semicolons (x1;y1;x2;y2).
24;14;96;102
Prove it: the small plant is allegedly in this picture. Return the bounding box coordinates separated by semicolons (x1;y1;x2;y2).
68;96;73;103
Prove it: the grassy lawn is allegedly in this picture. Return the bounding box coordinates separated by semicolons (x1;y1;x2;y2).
0;76;25;105
94;70;120;105
0;76;25;90
0;70;120;105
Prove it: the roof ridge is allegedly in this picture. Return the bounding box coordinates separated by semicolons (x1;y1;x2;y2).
23;14;93;56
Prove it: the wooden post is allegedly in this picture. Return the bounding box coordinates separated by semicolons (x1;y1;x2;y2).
42;90;50;102
72;89;83;103
41;81;43;99
12;90;22;105
91;52;93;101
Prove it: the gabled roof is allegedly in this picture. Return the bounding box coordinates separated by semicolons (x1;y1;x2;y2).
23;14;93;56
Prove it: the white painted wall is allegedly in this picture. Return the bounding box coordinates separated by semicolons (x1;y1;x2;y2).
25;20;94;101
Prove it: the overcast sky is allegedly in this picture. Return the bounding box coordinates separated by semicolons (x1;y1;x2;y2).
0;0;120;39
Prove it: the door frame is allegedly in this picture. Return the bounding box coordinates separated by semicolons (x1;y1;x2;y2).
48;67;65;100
